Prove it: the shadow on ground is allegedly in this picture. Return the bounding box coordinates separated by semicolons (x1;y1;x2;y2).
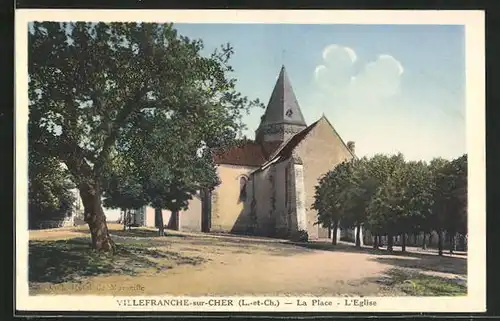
282;241;466;276
29;238;205;284
109;229;188;238
368;268;467;296
371;255;466;275
186;236;313;257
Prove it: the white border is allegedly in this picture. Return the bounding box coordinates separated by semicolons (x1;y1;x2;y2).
15;10;486;313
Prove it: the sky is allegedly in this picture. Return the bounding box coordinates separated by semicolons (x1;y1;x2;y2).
173;23;465;162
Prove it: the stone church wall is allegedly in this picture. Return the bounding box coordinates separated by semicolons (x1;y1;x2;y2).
252;167;273;236
210;164;257;233
271;159;292;238
291;160;308;234
294;118;354;239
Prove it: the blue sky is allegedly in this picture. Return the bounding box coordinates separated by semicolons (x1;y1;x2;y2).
174;23;465;162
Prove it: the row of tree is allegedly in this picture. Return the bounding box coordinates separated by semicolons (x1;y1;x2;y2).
312;153;467;255
28;22;263;251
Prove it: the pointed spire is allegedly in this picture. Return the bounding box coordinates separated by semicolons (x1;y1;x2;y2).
259;66;307;127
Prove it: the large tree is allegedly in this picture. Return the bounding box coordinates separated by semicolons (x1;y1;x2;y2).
28;22;260;251
433;154;467;254
366;153;406;252
398;160;434;252
313;160;357;245
348;154;406;248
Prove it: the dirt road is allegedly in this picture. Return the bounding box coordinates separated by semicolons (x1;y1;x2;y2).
28;225;467;296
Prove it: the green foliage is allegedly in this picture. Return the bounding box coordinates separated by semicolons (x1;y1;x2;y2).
314;153;468;245
29;144;76;228
433;155;468;235
312;160;358;230
28;22;262;242
382;269;466;296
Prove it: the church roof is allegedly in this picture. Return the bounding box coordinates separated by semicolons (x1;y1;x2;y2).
212;141;282;167
270;120;319;162
259;65;307;127
253;115;357;173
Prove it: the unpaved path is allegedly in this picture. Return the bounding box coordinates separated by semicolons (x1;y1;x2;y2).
28;225;467;296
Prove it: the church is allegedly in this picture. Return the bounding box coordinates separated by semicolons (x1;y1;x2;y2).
153;65;358;241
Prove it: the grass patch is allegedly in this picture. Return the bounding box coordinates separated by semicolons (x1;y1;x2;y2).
29;237;206;284
378;268;467;296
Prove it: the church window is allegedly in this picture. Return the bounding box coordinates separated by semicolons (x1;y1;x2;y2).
239;176;248;202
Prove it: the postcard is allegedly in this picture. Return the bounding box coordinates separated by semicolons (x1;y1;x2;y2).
15;9;485;313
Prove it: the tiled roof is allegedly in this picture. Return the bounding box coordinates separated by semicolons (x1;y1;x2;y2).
268;116;357;164
212;142;264;167
212;140;283;167
261;141;283;159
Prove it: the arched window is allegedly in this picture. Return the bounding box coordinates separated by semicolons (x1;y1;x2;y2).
239;176;248;202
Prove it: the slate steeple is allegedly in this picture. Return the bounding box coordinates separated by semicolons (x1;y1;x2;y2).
255;66;308;143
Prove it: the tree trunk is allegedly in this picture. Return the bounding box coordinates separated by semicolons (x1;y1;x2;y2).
428;233;433;247
373;234;379;249
121;209;126;231
355;223;361;247
449;231;457;254
172;210;180;230
155;208;164;236
127;209;132;231
332;221;338;245
401;233;406;252
458;234;465;251
438;230;444;256
387;233;394;252
422;232;427;250
79;183;115;252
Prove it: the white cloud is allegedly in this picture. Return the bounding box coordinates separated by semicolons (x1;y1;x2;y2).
322;44;357;64
314;44;404;105
315;45;357;93
308;46;464;162
350;54;404;99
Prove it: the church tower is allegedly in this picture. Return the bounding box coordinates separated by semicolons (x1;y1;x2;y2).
255;66;307;144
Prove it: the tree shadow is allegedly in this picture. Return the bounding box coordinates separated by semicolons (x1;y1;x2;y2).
285;241;463;258
29;238;206;284
367;268;467;296
370;255;466;275
279;241;389;256
281;241;466;275
109;228;187;238
185;234;314;257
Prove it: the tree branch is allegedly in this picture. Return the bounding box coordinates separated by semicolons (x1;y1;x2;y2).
93;83;149;176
